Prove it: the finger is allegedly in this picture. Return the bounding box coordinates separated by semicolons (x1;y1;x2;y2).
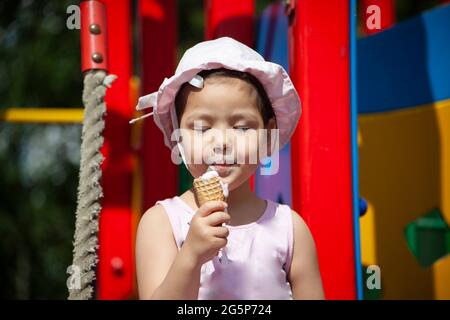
204;211;231;226
213;226;229;239
214;237;227;249
196;200;228;217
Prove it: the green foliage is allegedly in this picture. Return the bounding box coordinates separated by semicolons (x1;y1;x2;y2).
0;0;81;298
0;124;80;299
0;0;82;108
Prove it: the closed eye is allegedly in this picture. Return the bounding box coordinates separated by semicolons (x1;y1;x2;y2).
194;127;210;133
234;126;251;131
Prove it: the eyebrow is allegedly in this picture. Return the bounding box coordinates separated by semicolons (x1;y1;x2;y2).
184;111;214;123
229;112;259;122
184;110;259;123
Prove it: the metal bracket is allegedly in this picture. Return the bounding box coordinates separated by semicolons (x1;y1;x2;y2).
80;0;108;72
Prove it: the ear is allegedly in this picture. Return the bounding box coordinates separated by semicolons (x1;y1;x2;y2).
266;118;277;157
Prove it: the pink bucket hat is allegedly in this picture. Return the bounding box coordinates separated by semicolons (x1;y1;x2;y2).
131;36;301;150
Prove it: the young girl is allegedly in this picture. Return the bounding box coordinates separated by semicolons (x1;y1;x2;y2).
134;37;324;300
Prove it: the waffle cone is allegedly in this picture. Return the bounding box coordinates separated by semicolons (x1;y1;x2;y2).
193;176;226;206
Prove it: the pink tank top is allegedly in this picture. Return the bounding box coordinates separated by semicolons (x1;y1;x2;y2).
155;196;294;300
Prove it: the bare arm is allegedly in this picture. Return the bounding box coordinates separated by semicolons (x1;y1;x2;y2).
135;201;230;300
287;210;325;300
135;204;201;299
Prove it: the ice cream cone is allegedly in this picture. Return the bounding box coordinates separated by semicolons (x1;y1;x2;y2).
193;169;228;206
193;176;225;206
193;168;230;264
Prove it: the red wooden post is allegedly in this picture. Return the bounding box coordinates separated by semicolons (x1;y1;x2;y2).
288;0;357;299
95;0;134;300
138;0;178;214
204;0;255;45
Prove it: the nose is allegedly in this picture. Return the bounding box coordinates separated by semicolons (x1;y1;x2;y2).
212;128;233;156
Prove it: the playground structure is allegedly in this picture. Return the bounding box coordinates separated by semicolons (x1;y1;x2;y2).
1;0;449;299
358;3;450;299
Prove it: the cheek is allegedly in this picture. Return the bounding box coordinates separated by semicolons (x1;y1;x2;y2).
257;129;271;156
179;132;207;164
179;135;208;177
235;130;272;165
227;163;259;191
179;132;194;163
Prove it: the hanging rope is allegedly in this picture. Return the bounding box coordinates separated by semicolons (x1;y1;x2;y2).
68;70;116;300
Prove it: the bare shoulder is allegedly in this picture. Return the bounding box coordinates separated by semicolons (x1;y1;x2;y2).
138;204;170;231
288;209;324;299
136;203;176;248
290;209;314;242
135;203;178;299
289;209;319;258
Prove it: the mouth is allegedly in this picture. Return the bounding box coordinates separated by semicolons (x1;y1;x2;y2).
210;163;238;174
211;162;238;168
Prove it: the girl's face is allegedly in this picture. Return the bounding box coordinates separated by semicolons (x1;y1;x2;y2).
178;77;276;191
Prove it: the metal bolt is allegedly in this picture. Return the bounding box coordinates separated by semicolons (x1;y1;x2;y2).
111;257;124;277
92;52;103;63
89;23;101;35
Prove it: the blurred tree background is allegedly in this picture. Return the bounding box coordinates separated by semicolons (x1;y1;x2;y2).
0;0;443;299
0;0;82;299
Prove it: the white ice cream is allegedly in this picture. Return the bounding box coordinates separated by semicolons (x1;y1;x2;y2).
200;170;219;180
219;180;229;198
200;169;229;198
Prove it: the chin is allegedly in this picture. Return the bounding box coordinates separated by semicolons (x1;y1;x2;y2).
223;171;253;192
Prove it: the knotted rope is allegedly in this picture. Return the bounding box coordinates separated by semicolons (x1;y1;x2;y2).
68;70;116;300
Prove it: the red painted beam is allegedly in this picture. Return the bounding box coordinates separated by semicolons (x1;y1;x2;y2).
361;0;395;35
288;0;357;299
204;0;255;46
96;0;134;300
138;0;178;214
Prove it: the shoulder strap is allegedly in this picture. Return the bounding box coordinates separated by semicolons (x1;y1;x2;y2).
278;204;294;273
